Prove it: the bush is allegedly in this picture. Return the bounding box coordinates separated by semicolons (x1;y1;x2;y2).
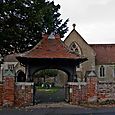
100;99;115;105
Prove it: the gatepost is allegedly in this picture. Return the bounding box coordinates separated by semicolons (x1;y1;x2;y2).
86;70;97;103
3;69;15;107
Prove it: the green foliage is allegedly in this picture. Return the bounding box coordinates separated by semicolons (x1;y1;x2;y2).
36;85;60;94
35;69;58;77
0;0;69;56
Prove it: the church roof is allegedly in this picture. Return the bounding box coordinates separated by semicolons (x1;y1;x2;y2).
4;53;18;62
90;44;115;64
17;34;86;60
64;27;88;45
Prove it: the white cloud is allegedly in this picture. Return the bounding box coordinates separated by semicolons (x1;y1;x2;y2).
78;22;115;44
53;0;115;43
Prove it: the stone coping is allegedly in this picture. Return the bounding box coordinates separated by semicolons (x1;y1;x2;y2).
15;82;34;85
98;81;115;84
67;82;87;86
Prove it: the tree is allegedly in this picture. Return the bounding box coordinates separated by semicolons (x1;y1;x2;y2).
0;0;68;56
35;69;58;83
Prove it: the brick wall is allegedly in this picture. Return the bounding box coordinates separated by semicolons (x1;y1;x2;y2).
87;77;97;102
69;84;79;105
1;74;115;107
80;85;87;102
0;84;3;106
66;76;97;105
0;75;34;107
3;77;15;107
15;82;34;107
67;82;87;104
67;78;115;105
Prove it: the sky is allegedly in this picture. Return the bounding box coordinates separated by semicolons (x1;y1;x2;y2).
52;0;115;44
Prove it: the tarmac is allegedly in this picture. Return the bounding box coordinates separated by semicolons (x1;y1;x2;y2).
26;102;83;109
1;102;115;115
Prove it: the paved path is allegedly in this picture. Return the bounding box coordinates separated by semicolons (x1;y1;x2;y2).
35;88;65;103
0;103;115;115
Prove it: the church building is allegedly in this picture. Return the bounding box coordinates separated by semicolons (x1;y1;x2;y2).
64;24;115;82
0;24;115;83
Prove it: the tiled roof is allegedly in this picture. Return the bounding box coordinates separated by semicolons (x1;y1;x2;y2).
90;44;115;64
4;54;18;62
18;34;84;60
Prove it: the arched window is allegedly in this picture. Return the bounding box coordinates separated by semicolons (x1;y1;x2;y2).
100;65;105;77
69;42;81;55
69;42;82;71
16;70;26;82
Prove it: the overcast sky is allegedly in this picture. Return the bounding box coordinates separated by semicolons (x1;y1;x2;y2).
52;0;115;44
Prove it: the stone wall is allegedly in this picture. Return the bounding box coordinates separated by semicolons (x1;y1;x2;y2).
96;65;115;82
64;30;96;78
67;78;115;105
98;81;115;102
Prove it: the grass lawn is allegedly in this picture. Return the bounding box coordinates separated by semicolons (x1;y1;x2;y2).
36;86;60;94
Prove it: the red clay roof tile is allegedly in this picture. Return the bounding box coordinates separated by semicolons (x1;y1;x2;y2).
19;34;82;59
4;53;18;62
90;44;115;64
